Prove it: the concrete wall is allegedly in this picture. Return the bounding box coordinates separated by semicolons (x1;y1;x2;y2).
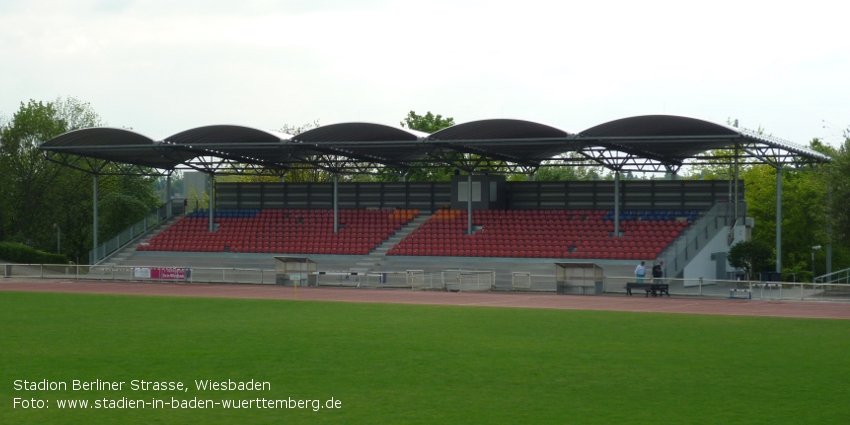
683;223;749;281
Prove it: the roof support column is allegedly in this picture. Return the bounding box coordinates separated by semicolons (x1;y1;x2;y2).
92;174;99;264
775;167;782;273
333;173;339;234
467;173;473;235
728;164;733;203
166;174;172;217
734;143;738;224
614;170;620;237
208;173;215;233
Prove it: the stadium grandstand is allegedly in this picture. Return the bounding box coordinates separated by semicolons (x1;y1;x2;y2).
39;115;831;289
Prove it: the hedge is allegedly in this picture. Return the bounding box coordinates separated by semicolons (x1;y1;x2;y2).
0;242;69;264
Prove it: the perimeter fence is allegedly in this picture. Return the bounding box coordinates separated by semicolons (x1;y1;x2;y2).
2;264;495;292
4;263;850;301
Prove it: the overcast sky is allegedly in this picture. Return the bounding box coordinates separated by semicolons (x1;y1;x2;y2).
2;0;848;146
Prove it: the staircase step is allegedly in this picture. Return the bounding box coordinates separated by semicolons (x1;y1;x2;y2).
99;215;182;266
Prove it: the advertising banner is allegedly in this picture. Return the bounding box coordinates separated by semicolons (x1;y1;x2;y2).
133;267;190;281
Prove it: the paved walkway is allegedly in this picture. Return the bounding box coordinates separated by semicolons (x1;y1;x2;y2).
2;279;849;320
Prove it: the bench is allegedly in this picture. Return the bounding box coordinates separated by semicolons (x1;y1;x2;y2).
626;282;670;297
729;288;752;299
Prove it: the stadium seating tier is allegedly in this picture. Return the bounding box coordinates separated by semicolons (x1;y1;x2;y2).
387;209;694;260
138;208;696;260
138;209;418;255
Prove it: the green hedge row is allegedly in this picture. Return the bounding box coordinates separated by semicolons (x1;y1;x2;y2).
0;242;69;264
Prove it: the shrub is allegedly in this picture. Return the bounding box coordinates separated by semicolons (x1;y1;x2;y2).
728;240;774;280
0;242;69;264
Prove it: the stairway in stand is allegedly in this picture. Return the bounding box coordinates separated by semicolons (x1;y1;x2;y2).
350;213;431;274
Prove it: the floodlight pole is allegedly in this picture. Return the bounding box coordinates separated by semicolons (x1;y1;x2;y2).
54;223;60;254
812;245;822;282
812;249;815;282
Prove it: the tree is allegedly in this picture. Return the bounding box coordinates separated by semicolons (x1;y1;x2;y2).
0;97;158;262
276;119;320;137
374;111;458;182
683;129;850;279
734;139;849;279
531;153;606;181
0;100;78;244
217;120;328;184
400;111;454;133
728;240;775;280
276;120;337;183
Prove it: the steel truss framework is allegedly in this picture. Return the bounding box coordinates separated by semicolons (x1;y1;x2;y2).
40;115;830;177
39;115;834;274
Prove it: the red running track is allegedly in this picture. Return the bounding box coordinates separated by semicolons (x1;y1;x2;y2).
2;279;849;320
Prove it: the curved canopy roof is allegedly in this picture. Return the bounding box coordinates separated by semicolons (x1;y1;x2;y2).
427;119;581;166
578;115;831;166
166;124;292;145
39;127;187;169
164;125;294;168
293;122;431;167
39;114;831;175
294;122;423;142
429;118;571;140
581;115;739;138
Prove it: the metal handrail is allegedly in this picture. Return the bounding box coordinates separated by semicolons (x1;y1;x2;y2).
657;201;732;279
815;267;850;284
88;199;184;265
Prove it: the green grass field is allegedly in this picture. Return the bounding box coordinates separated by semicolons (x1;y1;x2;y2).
1;291;849;424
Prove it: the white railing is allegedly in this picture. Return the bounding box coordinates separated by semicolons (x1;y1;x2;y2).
89;199;185;265
602;275;850;301
441;269;496;292
5;264;849;301
511;272;557;292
